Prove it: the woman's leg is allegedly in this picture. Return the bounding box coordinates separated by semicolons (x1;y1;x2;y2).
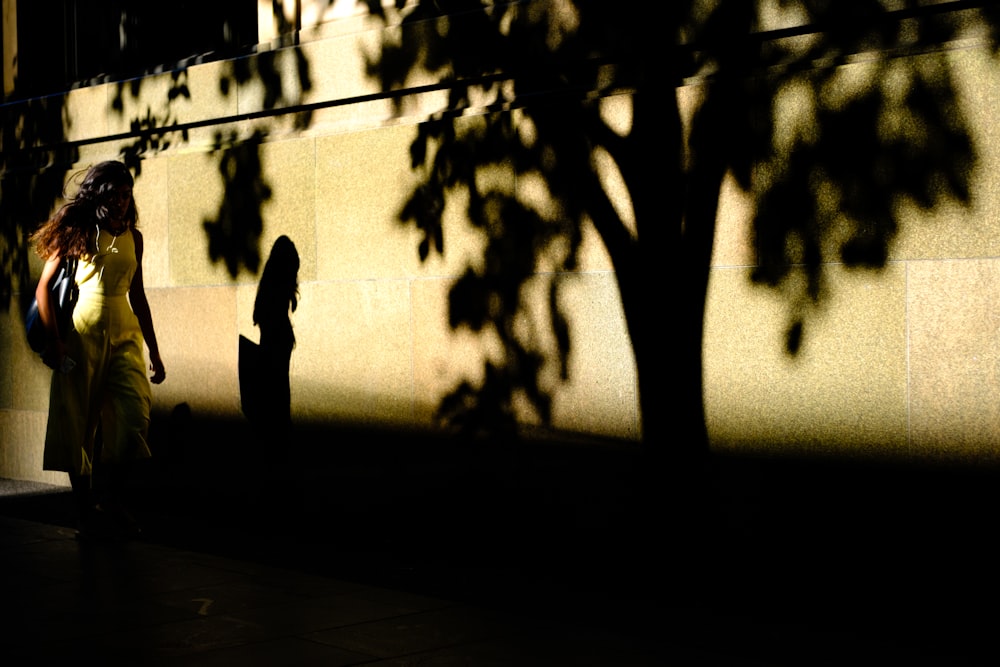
69;471;92;533
99;462;141;536
98;338;152;536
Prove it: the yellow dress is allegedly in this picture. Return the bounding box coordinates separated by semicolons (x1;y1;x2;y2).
43;226;152;475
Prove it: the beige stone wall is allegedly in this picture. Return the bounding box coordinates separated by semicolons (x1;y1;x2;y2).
4;5;1000;484
704;43;1000;463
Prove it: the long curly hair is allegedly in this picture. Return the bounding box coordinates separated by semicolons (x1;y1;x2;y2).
30;161;138;260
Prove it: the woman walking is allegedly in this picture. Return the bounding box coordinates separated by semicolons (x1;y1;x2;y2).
31;160;165;538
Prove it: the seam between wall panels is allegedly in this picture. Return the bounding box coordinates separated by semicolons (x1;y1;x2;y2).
905;260;912;458
313;137;320;286
409;278;416;422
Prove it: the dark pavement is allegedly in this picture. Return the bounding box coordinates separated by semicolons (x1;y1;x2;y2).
2;419;999;664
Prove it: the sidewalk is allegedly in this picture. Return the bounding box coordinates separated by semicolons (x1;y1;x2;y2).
2;505;972;667
2;428;999;664
1;512;678;665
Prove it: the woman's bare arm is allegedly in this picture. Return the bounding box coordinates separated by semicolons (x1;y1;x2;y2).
35;255;66;369
129;230;165;384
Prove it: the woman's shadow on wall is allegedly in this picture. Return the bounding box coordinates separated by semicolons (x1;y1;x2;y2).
239;235;300;446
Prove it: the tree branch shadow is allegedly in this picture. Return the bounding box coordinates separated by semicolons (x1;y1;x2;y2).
364;1;1000;455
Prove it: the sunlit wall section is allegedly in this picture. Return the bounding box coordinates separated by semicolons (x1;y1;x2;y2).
897;43;1000;462
704;38;1000;463
907;260;1000;461
704;262;910;461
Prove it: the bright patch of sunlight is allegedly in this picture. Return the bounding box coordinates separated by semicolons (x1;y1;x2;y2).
880;58;911;107
499;75;517;97
677;85;704;172
475;163;515;198
773;79;817;155
540;234;572;274
320;0;369;21
591;146;636;240
914;50;952;89
811;169;842;218
499;3;515;36
511;279;564;422
897;14;921;47
820;61;876;111
809;169;851;257
436;15;452;39
517;170;576;275
599;95;632;138
755;0;819;61
752;158;777;195
878;59;932;147
540;0;579;51
690;0;721;26
755;0;810;32
511;278;547;354
517;112;537;148
519;170;564;226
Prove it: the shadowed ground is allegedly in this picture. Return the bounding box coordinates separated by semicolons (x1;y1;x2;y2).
2;420;999;663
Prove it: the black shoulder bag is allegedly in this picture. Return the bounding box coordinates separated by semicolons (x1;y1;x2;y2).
25;256;79;354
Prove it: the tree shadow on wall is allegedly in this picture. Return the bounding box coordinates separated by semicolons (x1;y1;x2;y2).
410;115;579;441
364;1;997;461
111;8;314;280
748;36;977;355
115;71;192;178
1;97;77;318
203;130;273;277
